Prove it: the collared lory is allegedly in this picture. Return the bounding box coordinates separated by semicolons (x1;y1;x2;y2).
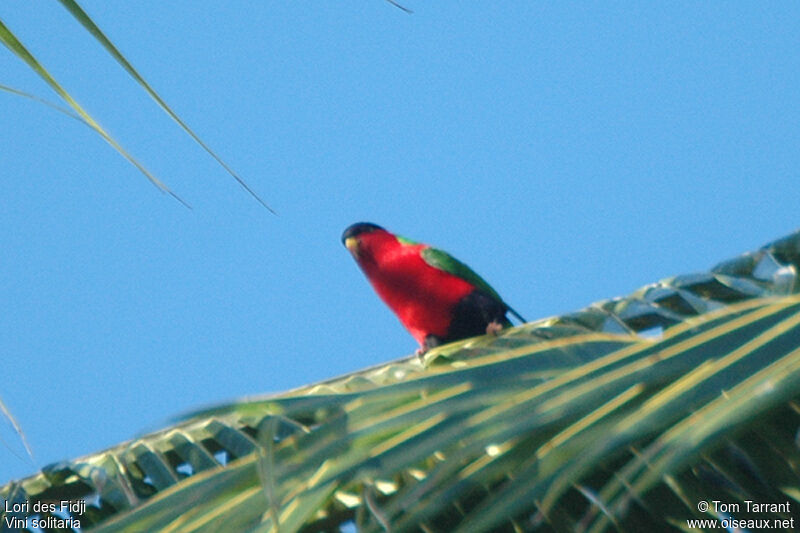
342;222;525;353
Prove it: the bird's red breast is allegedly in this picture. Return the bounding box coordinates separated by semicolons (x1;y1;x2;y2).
347;229;474;345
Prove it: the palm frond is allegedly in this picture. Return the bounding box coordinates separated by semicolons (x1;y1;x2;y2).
55;0;275;214
3;2;273;211
3;230;800;531
0;16;190;208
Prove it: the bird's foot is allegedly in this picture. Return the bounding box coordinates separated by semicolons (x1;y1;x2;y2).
486;320;503;336
418;334;444;362
415;347;428;361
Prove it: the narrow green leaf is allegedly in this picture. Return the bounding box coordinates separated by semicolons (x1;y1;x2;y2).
0;83;82;122
0;395;34;464
386;0;413;14
57;0;276;214
0;17;190;208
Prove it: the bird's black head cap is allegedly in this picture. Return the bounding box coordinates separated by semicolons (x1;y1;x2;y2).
342;222;385;244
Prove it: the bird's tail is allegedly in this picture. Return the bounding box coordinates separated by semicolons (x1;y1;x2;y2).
506;305;526;324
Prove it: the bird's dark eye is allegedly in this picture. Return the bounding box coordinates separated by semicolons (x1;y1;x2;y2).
342;222;384;243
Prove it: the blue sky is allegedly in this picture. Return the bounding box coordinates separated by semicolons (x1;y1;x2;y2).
1;2;799;483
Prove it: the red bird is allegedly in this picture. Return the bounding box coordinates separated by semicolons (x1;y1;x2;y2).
342;222;525;353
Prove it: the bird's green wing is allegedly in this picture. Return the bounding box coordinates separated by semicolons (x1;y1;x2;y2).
400;238;526;323
420;246;506;304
